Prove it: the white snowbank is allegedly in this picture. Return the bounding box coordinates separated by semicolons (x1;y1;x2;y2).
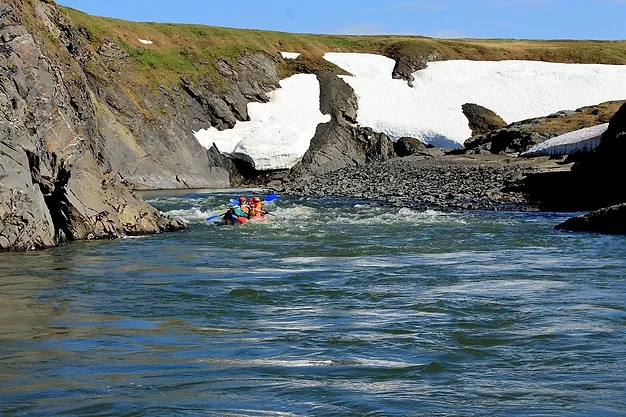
279;52;301;60
521;123;608;157
324;52;395;78
323;54;626;148
138;39;153;45
193;74;330;171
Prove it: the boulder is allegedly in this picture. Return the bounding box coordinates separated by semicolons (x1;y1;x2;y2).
288;72;395;179
556;203;626;235
462;103;507;136
394;137;441;157
464;128;550;155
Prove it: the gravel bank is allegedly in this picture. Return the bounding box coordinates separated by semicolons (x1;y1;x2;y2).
282;153;566;211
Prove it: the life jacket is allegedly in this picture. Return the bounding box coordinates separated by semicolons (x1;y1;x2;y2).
249;202;264;217
232;205;249;218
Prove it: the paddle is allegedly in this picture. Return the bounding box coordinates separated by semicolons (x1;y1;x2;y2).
264;193;279;202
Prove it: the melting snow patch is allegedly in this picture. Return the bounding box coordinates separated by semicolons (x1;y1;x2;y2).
193;74;330;171
279;52;300;60
323;54;626;148
521;123;608;157
324;52;395;79
138;39;153;45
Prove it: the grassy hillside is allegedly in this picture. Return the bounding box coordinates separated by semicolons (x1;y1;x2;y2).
60;6;626;86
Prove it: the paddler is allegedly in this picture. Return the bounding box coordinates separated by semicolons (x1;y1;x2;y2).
249;196;264;217
223;196;250;224
233;196;250;218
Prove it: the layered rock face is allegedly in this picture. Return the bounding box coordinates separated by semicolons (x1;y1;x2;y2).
288;72;395;179
88;48;280;190
463;101;623;155
0;1;184;251
522;102;626;212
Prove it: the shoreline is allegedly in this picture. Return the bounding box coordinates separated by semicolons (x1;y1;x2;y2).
136;153;579;214
280;153;572;214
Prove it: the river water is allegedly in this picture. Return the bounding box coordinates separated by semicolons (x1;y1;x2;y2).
1;191;625;416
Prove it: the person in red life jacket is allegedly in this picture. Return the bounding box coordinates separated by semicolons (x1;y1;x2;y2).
249;196;263;217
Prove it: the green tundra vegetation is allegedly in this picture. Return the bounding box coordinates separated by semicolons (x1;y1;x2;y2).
55;5;626;87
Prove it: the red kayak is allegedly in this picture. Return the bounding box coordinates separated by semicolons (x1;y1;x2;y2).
233;214;267;224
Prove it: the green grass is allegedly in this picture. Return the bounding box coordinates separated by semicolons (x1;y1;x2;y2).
29;3;626;91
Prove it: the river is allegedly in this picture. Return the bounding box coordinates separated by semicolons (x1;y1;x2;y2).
1;191;625;416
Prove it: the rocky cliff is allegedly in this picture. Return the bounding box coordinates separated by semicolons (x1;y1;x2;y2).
54;4;626;190
461;101;624;155
522;102;626;212
0;0;185;251
288;72;395;180
91;50;281;189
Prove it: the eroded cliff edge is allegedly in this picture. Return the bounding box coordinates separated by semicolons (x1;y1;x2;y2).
0;0;185;251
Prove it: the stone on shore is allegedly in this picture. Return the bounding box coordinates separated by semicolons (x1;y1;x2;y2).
556;203;626;235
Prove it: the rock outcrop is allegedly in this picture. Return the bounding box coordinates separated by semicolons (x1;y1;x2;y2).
384;43;442;86
287;72;396;179
462;101;624;155
394;137;437;157
522;102;626;211
555;203;626;235
462;104;507;137
86;47;281;189
0;0;185;251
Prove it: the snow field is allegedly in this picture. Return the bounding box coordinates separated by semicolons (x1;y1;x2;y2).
193;74;330;171
193;52;626;171
323;54;626;148
521;123;608;157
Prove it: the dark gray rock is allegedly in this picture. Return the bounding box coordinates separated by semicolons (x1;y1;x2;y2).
97;37;129;60
394;137;440;157
288;72;395;179
521;102;626;211
464;128;551;155
462;103;507;136
0;1;186;252
556;203;626;235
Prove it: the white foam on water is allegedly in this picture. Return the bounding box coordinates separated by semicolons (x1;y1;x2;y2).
436;279;568;296
163;207;213;222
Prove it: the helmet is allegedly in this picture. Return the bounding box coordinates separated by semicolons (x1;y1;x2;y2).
238;196;247;203
251;196;261;203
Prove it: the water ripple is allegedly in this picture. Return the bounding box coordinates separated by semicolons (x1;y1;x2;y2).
1;193;625;416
